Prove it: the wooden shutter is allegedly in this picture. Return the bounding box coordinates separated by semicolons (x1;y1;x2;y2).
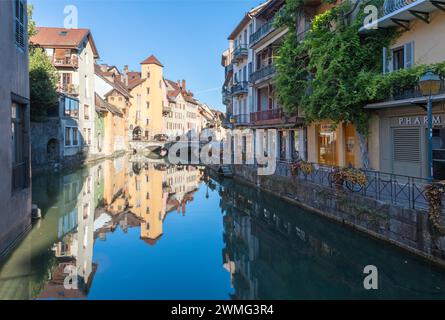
404;41;415;69
392;128;421;163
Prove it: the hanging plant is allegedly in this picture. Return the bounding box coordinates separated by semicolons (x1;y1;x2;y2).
344;168;368;186
425;182;445;235
291;160;314;177
330;168;347;189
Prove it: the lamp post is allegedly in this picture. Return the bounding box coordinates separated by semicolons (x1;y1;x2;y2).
419;70;442;181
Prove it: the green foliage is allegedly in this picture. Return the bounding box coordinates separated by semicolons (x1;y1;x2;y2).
27;4;37;39
275;0;398;135
28;5;58;121
29;47;59;121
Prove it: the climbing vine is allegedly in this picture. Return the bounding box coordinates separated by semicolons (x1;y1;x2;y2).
275;0;398;135
425;183;445;236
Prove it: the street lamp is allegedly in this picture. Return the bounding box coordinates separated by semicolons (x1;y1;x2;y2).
419;70;442;181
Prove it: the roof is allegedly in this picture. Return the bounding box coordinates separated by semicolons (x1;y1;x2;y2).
140;54;164;67
228;1;270;40
31;27;99;58
127;78;145;90
95;93;123;116
95;64;131;99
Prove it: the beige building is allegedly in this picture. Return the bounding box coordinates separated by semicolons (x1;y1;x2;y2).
0;0;32;258
125;55;166;141
362;1;445;179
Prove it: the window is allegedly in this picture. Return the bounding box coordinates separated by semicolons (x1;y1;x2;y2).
87;128;91;145
84;104;90;120
147;72;150;78
64;97;79;118
146;118;149;126
383;42;414;74
11;102;29;191
65;127;71;146
393;47;404;71
14;0;26;48
147;88;150;95
73;128;79;145
146;101;150;109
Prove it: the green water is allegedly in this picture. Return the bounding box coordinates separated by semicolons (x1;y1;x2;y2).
1;156;445;299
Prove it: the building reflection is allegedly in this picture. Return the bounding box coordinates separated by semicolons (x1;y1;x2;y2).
0;156;203;299
216;177;445;300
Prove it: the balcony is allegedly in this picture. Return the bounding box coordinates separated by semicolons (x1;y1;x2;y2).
232;45;248;63
232;114;251;125
250;20;274;47
58;83;79;96
251;108;283;124
222;86;232;105
250;64;276;84
163;105;172;114
231;81;249;96
359;0;440;32
53;55;79;69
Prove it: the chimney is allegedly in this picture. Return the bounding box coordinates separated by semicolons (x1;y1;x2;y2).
177;80;181;88
123;65;129;86
182;80;186;91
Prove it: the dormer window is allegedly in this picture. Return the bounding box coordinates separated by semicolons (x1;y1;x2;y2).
59;31;68;36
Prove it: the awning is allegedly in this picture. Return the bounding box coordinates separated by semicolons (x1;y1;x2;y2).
365;93;445;109
359;0;444;33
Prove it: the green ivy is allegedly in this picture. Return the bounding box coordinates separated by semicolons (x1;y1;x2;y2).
275;0;398;135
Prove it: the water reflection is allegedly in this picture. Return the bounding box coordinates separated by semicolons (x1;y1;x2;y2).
218;178;445;299
1;156;445;299
0;156;203;299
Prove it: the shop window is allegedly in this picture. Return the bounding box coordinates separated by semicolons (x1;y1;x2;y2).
317;124;337;166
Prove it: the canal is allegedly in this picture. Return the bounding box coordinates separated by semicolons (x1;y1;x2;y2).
1;155;445;299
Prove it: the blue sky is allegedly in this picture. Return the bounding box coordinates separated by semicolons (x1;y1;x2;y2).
29;0;262;110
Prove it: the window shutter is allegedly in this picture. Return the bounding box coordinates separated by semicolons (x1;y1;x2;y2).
392;128;421;163
404;41;414;69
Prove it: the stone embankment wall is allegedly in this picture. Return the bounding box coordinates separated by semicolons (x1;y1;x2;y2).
210;164;445;267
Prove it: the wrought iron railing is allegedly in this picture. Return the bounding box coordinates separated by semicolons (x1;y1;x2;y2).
386;79;445;101
250;20;274;46
274;160;431;211
231;81;249;96
232;44;248;62
251;108;283;123
233;114;251;125
250;64;276;83
383;0;417;16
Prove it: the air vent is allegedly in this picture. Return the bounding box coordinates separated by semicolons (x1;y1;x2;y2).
392;127;421;163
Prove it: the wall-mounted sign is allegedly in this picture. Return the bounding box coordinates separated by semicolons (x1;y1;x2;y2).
398;115;442;126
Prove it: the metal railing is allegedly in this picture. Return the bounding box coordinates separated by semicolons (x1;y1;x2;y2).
274;160;431;211
53;56;78;68
383;0;417;16
251;108;283;123
58;84;79;96
233;114;251;125
231;81;249;96
250;64;276;84
232;44;248;62
250;20;274;46
385;79;445;101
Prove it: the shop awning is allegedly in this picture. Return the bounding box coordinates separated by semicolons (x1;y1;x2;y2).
365;93;445;109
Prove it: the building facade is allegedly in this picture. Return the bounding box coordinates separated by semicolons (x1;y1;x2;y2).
363;0;445;179
0;0;32;258
31;27;99;159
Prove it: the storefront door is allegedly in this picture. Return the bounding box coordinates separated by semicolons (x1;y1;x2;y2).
317;124;338;166
344;124;356;168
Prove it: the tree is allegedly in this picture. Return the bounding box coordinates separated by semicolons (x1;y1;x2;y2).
28;4;59;121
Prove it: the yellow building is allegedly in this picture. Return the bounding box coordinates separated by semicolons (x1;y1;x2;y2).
126;55;166;141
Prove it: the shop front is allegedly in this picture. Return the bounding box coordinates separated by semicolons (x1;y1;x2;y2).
307;122;360;168
374;105;445;179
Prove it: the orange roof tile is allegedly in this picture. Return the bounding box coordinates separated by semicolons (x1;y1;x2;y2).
140;54;164;67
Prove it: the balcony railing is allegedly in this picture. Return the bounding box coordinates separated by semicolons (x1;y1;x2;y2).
250;64;276;84
383;0;417;15
383;79;445;102
53;56;79;68
250;20;274;47
58;83;79;96
232;44;248;63
222;87;232;105
231;81;249;96
251;108;283;123
233;114;251;125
